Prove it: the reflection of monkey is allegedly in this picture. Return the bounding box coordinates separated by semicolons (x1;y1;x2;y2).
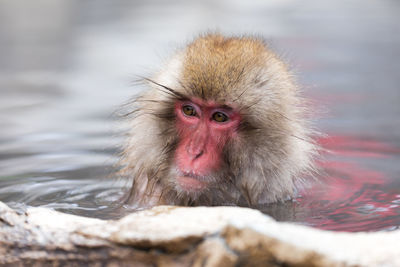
120;34;317;208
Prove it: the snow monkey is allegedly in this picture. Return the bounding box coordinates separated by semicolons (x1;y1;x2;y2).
120;34;317;209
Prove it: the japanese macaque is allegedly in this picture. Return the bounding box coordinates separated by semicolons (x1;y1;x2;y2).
120;34;317;209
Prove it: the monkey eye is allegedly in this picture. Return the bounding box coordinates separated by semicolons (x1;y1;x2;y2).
212;112;229;123
182;105;196;116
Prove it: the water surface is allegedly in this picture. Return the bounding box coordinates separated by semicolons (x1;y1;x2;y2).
0;0;399;231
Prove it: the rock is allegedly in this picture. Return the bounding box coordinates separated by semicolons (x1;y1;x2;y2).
0;201;399;266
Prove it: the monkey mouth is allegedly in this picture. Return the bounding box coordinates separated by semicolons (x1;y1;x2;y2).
176;172;209;192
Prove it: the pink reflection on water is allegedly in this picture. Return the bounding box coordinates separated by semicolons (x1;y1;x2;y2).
296;135;400;232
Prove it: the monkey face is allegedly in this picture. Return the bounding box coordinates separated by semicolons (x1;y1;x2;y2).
171;98;240;194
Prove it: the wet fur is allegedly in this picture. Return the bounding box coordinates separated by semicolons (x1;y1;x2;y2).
119;34;318;209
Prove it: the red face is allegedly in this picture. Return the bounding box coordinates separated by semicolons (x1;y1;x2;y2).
174;99;241;192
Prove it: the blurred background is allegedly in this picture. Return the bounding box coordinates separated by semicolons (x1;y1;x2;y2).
0;0;399;229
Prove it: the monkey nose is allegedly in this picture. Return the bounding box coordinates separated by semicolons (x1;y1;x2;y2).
187;145;204;159
187;137;206;159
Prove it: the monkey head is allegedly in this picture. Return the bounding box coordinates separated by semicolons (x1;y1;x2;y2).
120;34;317;208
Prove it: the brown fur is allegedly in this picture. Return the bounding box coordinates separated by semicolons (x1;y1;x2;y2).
119;34;318;209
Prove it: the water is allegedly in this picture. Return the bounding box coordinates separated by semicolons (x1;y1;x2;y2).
263;135;400;231
0;0;399;231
